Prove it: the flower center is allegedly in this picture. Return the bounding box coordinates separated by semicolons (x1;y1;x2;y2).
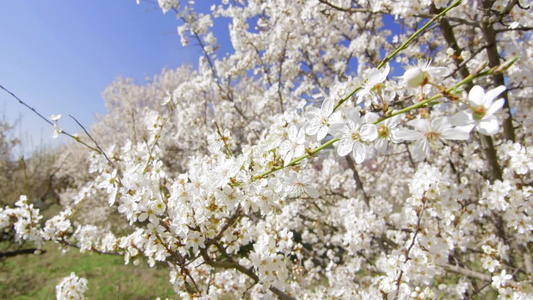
472;106;486;121
425;131;439;142
378;125;389;138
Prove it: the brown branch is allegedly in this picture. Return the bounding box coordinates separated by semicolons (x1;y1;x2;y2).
200;244;296;300
440;257;521;287
206;206;243;246
480;0;516;142
431;7;474;91
0;248;45;258
479;133;503;181
431;4;504;182
345;155;369;206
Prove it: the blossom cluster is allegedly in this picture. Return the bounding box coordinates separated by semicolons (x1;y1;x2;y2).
55;272;88;300
1;0;532;299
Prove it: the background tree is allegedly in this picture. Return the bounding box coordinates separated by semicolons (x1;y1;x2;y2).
1;0;532;299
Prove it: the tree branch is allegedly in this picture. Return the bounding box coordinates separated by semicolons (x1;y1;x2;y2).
480;0;516;142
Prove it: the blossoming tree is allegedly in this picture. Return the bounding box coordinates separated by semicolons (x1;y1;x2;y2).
2;0;533;299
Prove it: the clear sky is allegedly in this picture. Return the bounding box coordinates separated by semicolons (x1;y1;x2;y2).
1;1;398;158
0;1;212;157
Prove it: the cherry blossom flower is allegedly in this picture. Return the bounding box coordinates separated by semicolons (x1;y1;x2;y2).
97;169;119;206
186;230;205;253
509;143;533;175
56;272;88;300
284;171;319;199
401;60;449;88
396;117;473;160
371;114;401;153
481;255;500;273
50;114;63;138
212;157;241;188
453;85;506;136
492;269;513;289
305;97;342;141
330;108;378;164
279;124;306;167
138;201;160;224
356;63;390;103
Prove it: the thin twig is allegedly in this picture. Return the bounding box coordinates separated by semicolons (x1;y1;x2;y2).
69;115;115;169
0;84;102;153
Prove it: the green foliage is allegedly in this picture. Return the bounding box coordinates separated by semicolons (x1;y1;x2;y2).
0;242;175;299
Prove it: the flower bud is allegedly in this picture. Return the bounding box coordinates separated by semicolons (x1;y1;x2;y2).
402;67;427;87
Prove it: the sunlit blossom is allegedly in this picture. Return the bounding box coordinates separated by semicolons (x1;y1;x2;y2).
453;85;506;136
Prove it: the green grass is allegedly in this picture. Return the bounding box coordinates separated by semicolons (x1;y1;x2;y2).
0;242;176;299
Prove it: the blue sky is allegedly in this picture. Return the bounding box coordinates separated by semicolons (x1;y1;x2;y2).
1;1;400;157
0;1;213;156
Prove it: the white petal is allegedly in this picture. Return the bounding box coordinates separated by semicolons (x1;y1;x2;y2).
321;97;334;116
486;98;505;116
356;89;370;104
329;123;346;137
375;138;388;153
468;85;485;106
484;85;506;106
431;117;451;132
317;126;328;141
305;123;320;135
408;119;430;133
477;116;500;136
441;126;472;140
278;141;291;156
296;127;306;141
395;129;423;141
287;124;298;139
345;108;361;124
427;66;449;77
364;112;380;124
306;107;321;120
353;142;366;164
381;63;390;79
329;111;343;124
360;124;378;141
450;110;473;126
294;145;305;157
304;185;319;199
412;140;429;160
337;139;353;156
284;150;294;167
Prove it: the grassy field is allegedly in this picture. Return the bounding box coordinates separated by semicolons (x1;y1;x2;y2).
0;242;176;299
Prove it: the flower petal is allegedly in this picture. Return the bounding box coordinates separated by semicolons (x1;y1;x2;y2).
317;126;328;141
337;139;353;156
408;119;429;133
468;85;486;106
477;116;500;136
304;185;319;199
329;123;346;137
375;138;388;153
441;126;472;140
450;110;473;126
484;85;506;106
360;124;378;141
352;142;366;164
321;97;334;116
486;98;505;116
395;129;423;141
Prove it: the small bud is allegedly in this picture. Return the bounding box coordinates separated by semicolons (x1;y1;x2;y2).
402;67;427;87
